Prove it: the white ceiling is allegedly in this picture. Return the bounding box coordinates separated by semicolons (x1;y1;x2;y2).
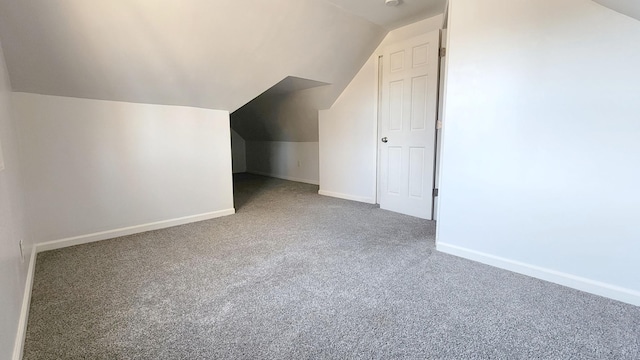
0;0;450;142
323;0;446;29
0;0;385;116
266;76;329;95
593;0;640;21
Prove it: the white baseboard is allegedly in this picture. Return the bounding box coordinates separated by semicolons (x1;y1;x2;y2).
247;171;319;185
12;249;36;360
37;209;235;252
437;242;640;307
318;189;375;204
12;208;235;359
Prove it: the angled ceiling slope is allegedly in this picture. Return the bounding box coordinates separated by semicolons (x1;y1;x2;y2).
231;76;330;142
325;0;446;30
264;77;329;96
0;0;386;112
593;0;640;21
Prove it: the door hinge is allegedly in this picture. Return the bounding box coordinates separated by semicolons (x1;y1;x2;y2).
439;47;446;58
433;188;439;197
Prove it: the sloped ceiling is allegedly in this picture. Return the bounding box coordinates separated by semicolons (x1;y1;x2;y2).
0;0;386;112
593;0;640;21
265;77;329;96
231;77;331;142
325;0;446;30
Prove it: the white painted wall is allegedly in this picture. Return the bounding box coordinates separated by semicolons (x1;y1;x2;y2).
231;129;246;173
318;56;377;203
14;93;235;244
246;141;319;185
319;15;443;204
437;0;640;305
0;40;30;360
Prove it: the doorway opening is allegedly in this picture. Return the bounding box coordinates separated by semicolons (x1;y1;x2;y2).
229;76;329;210
375;29;443;220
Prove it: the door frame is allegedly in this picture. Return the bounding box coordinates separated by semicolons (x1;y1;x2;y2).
375;30;444;220
375;54;383;205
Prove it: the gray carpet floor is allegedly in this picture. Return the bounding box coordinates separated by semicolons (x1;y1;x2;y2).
24;174;640;359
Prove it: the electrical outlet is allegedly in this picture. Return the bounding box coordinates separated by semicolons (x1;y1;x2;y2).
19;239;24;262
297;160;301;167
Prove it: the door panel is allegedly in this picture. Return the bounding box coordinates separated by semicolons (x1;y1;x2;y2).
409;147;425;198
388;147;402;194
380;31;439;219
389;81;404;131
390;51;405;72
411;76;428;130
413;44;429;67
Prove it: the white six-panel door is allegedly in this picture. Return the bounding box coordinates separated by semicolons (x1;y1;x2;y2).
380;31;439;219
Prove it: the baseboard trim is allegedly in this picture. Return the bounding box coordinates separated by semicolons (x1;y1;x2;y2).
37;209;235;252
437;242;640;307
12;208;236;359
318;189;375;204
247;171;319;185
12;249;36;360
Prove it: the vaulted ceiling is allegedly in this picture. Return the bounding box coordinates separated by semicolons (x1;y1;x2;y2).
0;0;387;113
1;0;634;142
325;0;445;29
0;0;448;142
231;77;330;142
593;0;640;21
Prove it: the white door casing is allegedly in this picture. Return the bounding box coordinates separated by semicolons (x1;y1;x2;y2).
379;31;439;219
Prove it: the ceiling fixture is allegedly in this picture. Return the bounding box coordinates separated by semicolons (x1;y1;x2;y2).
385;0;400;6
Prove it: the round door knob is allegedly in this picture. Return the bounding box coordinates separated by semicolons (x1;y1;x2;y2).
381;137;388;143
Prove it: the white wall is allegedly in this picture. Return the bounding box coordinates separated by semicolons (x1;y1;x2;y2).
14;93;235;244
319;15;444;204
318;55;377;203
246;141;319;185
437;0;640;305
0;41;30;360
231;128;246;173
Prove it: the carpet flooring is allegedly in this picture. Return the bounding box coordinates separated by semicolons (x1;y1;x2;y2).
23;174;640;359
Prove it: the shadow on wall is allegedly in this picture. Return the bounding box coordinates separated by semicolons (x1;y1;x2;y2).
229;75;330;143
230;75;326;186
